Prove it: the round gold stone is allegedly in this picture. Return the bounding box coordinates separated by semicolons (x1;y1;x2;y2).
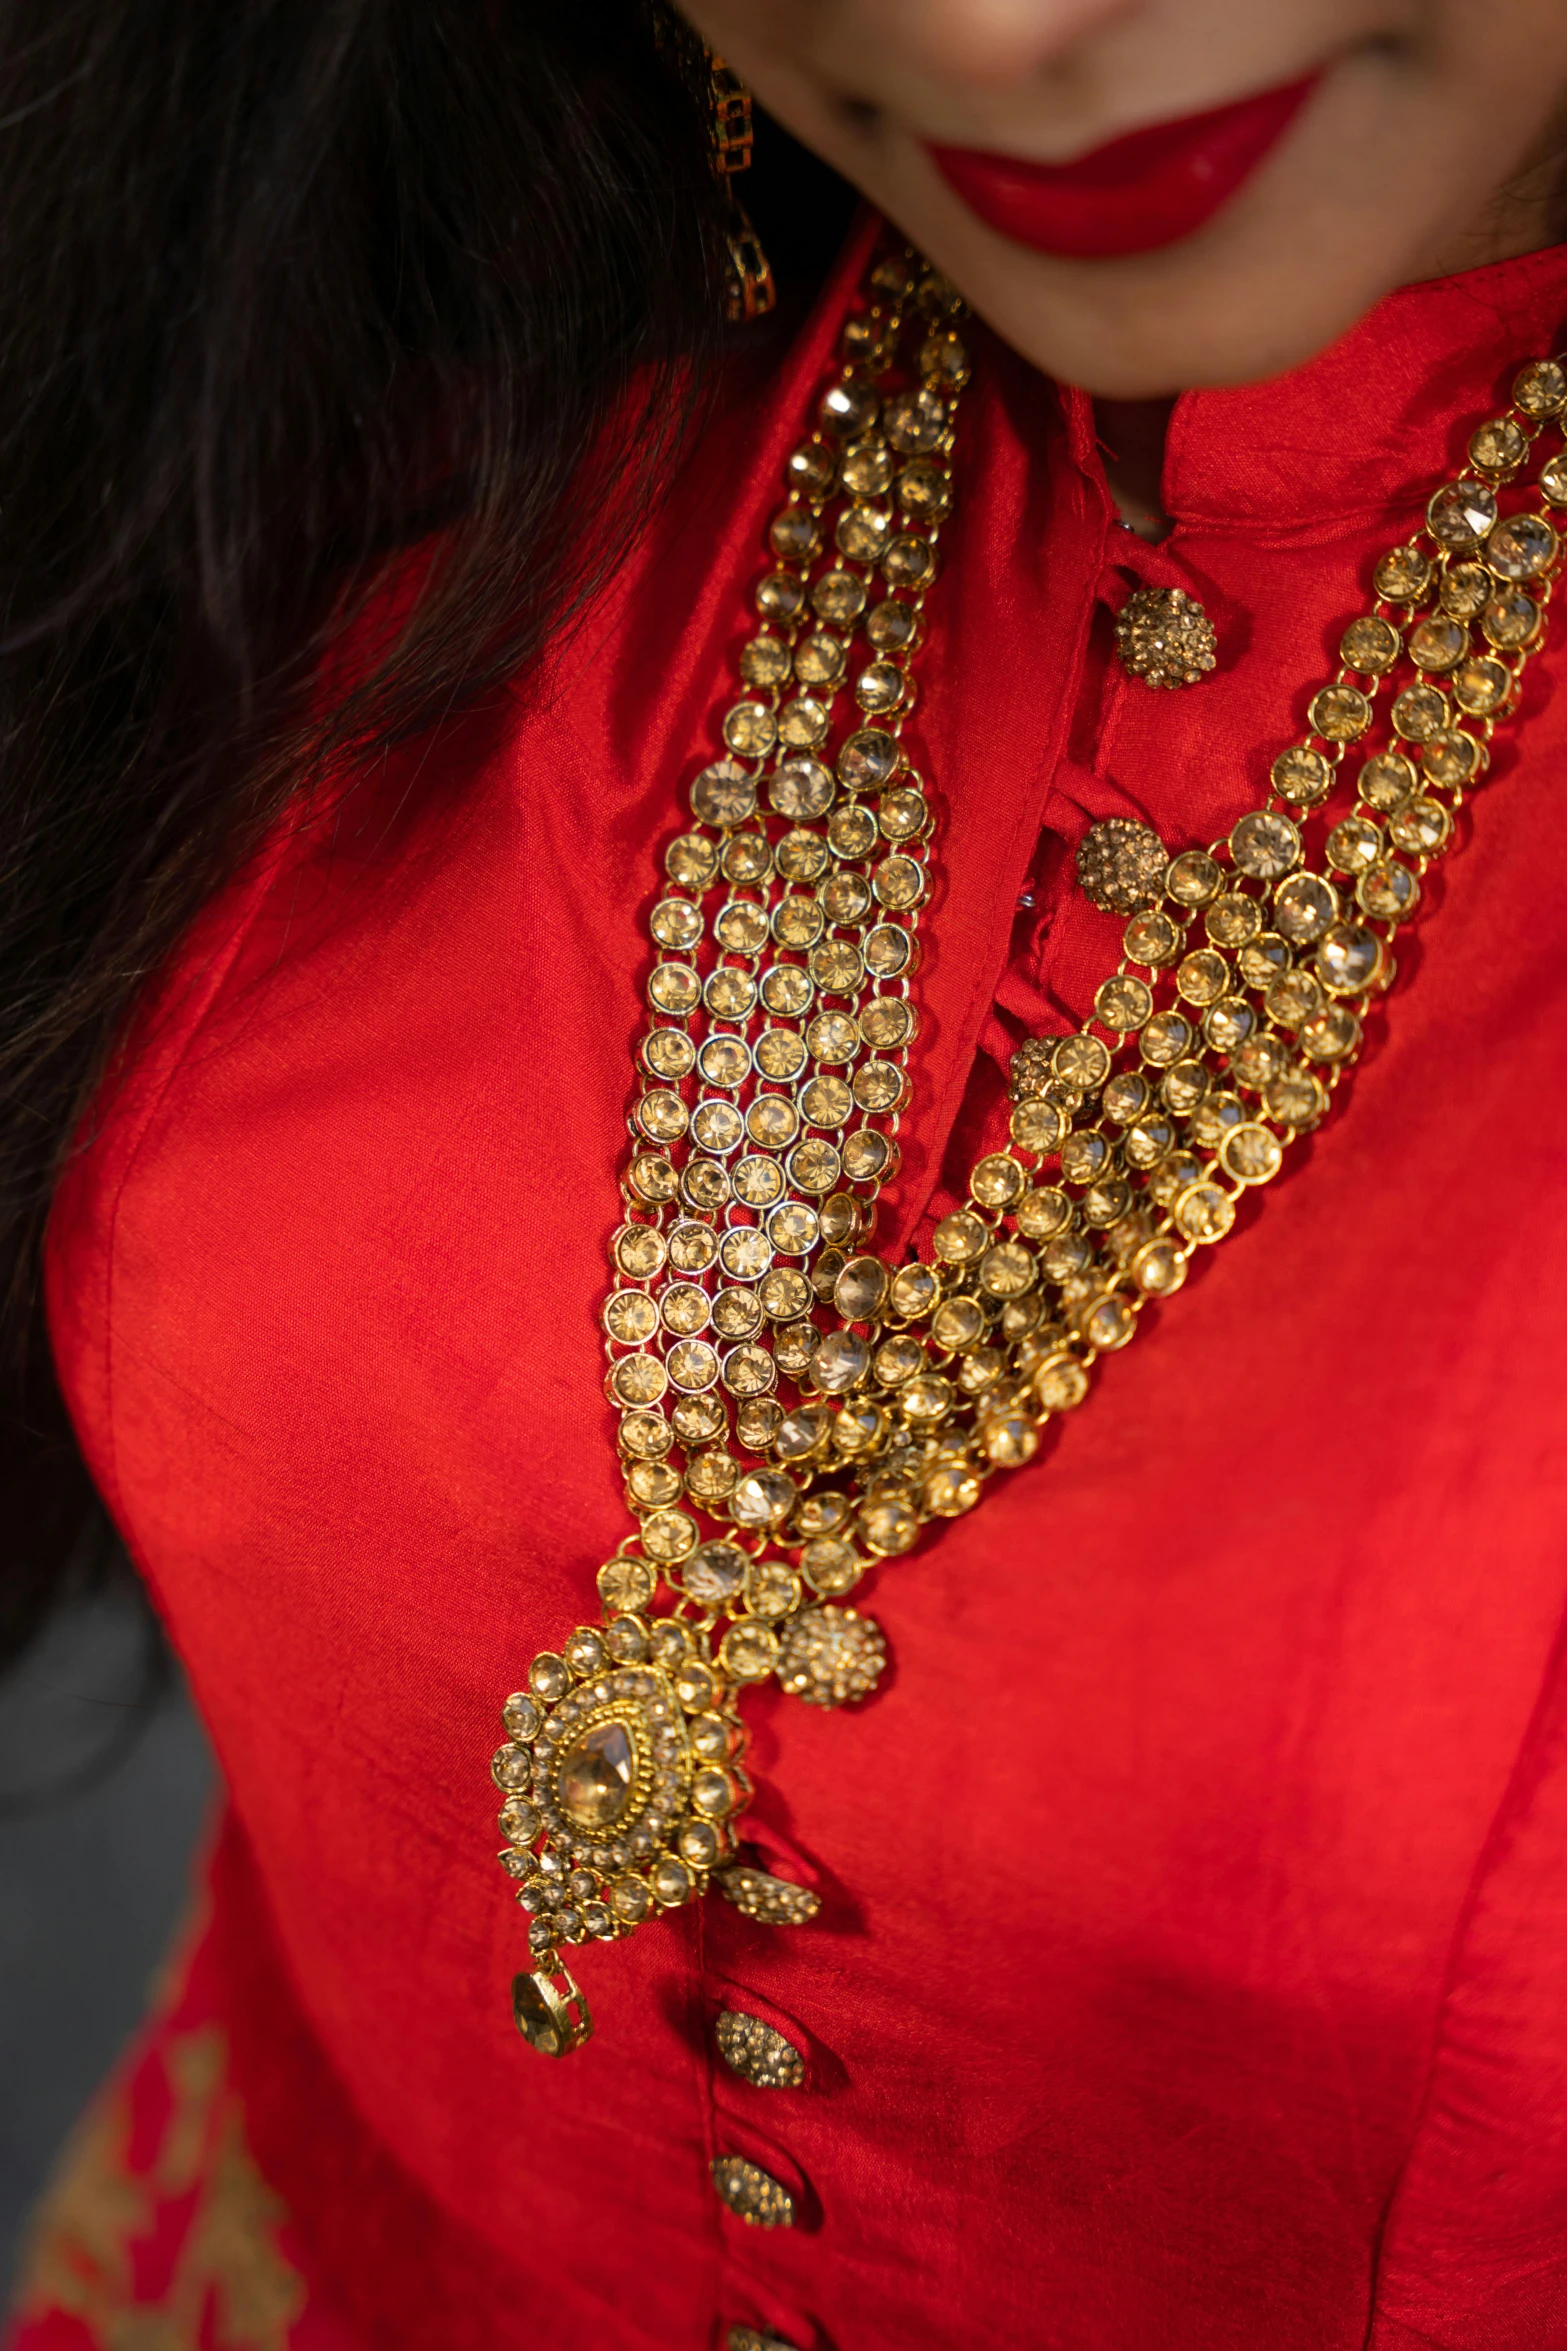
1357;860;1421;922
609;1353;668;1408
1165;850;1222;907
1271;745;1335;807
1061;1128;1108;1184
1452;656;1511;716
859;1498;919;1556
1053;1032;1112;1089
1139;1010;1195;1067
1011;1098;1066;1154
1205;892;1263;949
1392;680;1448;743
1388;797;1452;857
1309;685;1372;744
1034;1353;1091;1411
720;1620;780;1683
901;1372;955;1423
1174;1183;1236;1245
933;1210;988;1264
1219;1124;1284;1185
1487;511;1557;580
1265;1069;1328;1129
887;1261;941;1318
1427;478;1498;549
970;1152;1025;1208
1339;615;1401;673
1326;816;1383;875
1357;750;1417;810
1300;1005;1362;1063
1230;812;1301;880
1080;1293;1135;1352
1373;544;1433;602
1131;1237;1187;1296
1095;973;1154;1031
1315;921;1383;996
980;1418;1036;1471
1264;970;1319;1031
980;1240;1036;1298
1468;417;1527;476
1514;359;1567;417
840;437;892;494
801;1536;863;1595
1441;562;1493;620
1481;590;1540;650
834;1254;890;1321
931;1295;986;1351
1177;948;1229;1007
1407;616;1468;672
1123;908;1183;965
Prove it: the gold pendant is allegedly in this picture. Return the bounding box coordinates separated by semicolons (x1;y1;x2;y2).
488;251;1567;2049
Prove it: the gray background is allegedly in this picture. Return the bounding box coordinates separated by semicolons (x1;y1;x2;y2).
0;1584;211;2297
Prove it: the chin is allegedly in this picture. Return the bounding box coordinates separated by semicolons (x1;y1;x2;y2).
897;211;1447;399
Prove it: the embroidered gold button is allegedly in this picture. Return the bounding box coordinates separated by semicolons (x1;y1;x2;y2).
775;1603;885;1706
716;2010;806;2089
1115;584;1217;687
717;1866;821;1925
711;2155;795;2227
1075;818;1168;915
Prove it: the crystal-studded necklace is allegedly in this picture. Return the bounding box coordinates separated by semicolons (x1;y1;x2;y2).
490;239;1565;2057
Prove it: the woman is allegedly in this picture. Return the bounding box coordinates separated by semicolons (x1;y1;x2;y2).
7;0;1567;2344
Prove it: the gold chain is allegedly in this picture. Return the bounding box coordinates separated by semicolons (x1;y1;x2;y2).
490;241;1567;2057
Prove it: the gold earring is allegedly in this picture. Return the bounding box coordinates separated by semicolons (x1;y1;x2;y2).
708;54;776;323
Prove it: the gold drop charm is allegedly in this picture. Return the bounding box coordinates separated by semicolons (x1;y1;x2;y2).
512;1966;592;2058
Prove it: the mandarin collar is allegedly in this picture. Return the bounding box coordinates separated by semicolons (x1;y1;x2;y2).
1057;240;1567;539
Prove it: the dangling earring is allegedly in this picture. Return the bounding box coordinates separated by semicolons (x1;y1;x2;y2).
708;53;776;323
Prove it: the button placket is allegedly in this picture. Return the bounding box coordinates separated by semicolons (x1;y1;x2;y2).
705;1835;824;2335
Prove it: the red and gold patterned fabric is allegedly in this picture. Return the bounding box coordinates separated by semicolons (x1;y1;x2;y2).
10;1894;320;2351
16;219;1567;2348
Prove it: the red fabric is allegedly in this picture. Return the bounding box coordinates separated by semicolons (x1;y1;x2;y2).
26;220;1567;2348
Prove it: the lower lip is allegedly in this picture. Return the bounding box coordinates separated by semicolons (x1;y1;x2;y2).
926;73;1321;262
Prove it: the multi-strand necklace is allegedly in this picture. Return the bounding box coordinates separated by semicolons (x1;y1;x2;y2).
489;240;1565;2058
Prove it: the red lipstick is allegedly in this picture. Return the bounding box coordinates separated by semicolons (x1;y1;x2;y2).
927;73;1320;261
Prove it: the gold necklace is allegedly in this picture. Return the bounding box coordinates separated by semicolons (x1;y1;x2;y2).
489;241;1565;2058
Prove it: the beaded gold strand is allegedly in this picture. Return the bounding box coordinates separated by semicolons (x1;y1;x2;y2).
489;243;1565;2057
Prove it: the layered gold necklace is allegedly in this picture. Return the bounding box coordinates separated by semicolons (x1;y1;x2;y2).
489;240;1565;2057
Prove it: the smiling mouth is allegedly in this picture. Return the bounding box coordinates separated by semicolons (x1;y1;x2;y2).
925;72;1323;262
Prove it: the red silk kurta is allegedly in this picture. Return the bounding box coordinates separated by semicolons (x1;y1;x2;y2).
17;221;1567;2351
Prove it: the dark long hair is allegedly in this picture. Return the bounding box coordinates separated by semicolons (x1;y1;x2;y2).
0;0;849;1662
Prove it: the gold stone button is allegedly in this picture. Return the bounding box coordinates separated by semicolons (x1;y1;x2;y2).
711;2155;795;2228
1075;817;1167;915
776;1604;886;1707
716;1866;822;1925
716;2010;807;2090
728;2330;801;2351
1114;585;1217;687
